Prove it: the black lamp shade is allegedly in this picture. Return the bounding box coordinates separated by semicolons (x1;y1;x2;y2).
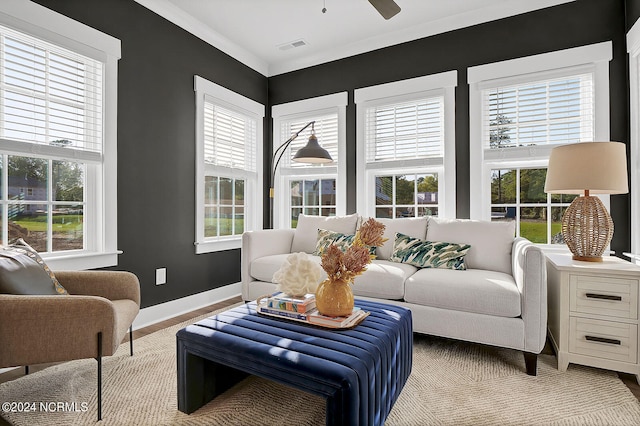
292;134;333;163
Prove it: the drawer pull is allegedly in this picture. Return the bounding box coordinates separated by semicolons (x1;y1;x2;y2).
585;293;622;301
585;335;621;345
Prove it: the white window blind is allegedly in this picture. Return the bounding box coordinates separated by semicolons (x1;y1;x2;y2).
204;99;256;172
484;73;593;149
365;96;443;163
281;113;338;168
195;75;264;252
0;24;103;160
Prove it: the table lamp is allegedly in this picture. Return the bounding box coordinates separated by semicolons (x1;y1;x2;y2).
544;141;628;261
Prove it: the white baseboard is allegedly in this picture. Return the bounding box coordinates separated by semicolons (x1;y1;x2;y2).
132;282;242;330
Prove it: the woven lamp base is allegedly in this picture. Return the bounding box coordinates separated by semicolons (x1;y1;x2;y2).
561;195;613;262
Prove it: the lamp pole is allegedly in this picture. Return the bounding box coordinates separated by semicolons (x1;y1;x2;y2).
270;121;315;229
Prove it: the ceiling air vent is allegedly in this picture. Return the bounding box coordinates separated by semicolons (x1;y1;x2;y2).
278;39;307;51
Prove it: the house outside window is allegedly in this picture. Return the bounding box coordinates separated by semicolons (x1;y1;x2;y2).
272;93;347;229
289;178;337;222
355;71;457;219
0;1;120;269
469;42;612;248
194;75;264;253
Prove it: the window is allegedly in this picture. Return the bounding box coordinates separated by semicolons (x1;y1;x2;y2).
355;71;457;218
272;93;347;228
490;168;577;244
628;22;640;263
194;75;264;253
288;178;337;225
469;42;612;247
0;0;120;269
374;173;439;218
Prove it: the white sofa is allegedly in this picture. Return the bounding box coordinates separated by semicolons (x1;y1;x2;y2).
241;214;547;375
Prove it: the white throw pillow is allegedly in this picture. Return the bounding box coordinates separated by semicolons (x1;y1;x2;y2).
373;217;428;260
290;214;359;254
426;217;515;275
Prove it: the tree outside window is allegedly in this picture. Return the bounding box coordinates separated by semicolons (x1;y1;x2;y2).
375;174;438;219
5;153;84;252
491;168;576;243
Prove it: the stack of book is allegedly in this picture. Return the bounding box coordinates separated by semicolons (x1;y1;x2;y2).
257;292;369;329
306;308;368;328
265;292;316;314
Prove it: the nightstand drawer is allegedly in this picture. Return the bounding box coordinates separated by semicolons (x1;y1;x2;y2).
569;274;638;319
569;317;638;363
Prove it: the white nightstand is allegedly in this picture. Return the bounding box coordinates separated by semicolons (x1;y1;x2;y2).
546;254;640;384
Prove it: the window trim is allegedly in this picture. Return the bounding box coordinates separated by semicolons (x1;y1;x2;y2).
194;75;264;253
628;23;640;262
468;42;612;235
355;71;457;218
271;92;347;229
0;0;121;270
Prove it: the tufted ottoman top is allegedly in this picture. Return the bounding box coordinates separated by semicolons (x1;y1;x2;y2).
177;299;412;425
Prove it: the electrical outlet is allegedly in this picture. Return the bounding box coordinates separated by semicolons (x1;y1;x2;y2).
156;268;167;285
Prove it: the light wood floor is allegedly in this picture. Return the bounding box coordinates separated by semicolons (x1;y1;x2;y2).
0;294;638;426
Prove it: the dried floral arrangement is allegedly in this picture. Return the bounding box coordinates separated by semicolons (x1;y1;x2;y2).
320;218;387;283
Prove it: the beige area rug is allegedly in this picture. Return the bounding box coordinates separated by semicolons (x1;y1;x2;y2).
2;304;640;426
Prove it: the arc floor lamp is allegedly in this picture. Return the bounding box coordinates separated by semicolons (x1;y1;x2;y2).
270;121;333;228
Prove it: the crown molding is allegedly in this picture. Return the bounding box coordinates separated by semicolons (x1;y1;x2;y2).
134;0;268;76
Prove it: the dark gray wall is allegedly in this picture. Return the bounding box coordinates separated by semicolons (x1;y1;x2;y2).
268;0;632;256
627;0;640;30
34;0;635;308
34;0;268;308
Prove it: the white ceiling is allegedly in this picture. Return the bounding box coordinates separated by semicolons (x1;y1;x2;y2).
135;0;574;76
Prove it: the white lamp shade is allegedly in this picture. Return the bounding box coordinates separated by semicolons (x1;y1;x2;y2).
544;141;629;195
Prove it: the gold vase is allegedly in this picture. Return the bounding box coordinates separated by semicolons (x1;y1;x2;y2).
315;278;354;317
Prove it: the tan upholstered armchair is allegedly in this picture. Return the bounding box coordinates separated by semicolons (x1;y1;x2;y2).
0;270;140;421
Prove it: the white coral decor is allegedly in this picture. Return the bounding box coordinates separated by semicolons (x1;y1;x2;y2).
272;252;323;297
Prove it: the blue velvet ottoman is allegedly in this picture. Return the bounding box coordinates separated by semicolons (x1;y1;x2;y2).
177;299;412;426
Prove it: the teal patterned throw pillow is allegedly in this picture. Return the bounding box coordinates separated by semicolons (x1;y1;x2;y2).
314;229;377;256
390;233;471;270
314;229;356;255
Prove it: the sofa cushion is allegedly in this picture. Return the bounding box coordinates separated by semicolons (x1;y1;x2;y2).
251;254;413;301
426;217;515;275
404;268;521;317
390;233;471;270
251;254;303;283
0;238;67;295
372;217;428;261
291;214;359;254
353;260;416;300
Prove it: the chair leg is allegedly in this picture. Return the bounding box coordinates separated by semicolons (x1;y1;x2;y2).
524;352;537;376
24;366;29;375
129;325;134;356
96;331;103;421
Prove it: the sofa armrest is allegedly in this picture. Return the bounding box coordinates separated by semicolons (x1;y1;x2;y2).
512;237;548;354
54;270;141;306
0;294;117;367
241;229;295;300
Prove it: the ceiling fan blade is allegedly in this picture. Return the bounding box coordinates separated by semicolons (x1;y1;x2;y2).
368;0;401;20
